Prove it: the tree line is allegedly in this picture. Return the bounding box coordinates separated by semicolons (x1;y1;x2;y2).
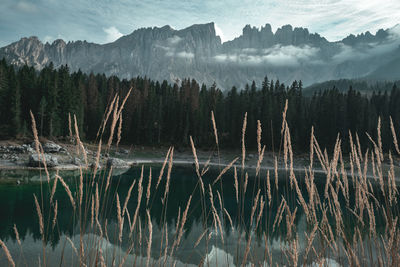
1;58;400;153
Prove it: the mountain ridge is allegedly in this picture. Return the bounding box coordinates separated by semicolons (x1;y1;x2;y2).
1;22;399;89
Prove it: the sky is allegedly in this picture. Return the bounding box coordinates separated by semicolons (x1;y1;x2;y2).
1;0;400;47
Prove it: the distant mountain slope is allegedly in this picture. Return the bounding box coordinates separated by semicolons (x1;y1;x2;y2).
1;22;400;89
304;78;400;96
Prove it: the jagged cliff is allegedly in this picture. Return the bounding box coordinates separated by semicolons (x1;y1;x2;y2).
1;22;399;88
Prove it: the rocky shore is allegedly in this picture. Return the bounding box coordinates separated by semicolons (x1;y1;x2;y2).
0;141;133;171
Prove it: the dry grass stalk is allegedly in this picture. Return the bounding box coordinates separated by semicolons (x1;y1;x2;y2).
156;147;171;189
211;111;219;146
116;194;123;243
122;180;136;217
304;222;319;260
0;239;15;267
213;157;239;185
107;88;132;149
68;112;73;139
13;225;21;246
281;99;288;135
66;237;79;257
176;195;192;247
116;112;123;146
234;166;239;203
189;136;204;193
366;201;376;238
194;229;208;248
79;167;83;207
30;111;40;156
250;189;261;225
74;115;88;167
146;209;152;267
292;170;309;220
162;148;174;204
50;173;58;204
98;248;106;267
161;224;169;263
313;136;328;172
97;94;117;139
266;170;272;205
223;208;234;231
104;219;109;242
216;190;223;210
146;167;152;206
39;144;50;183
171;210;180;246
244;172;249;195
242;231;253;266
125;208;132;231
116;88;132;118
242;112;247;171
105;166;113;192
256;145;265;177
390;116;400;155
272;198;286;232
57;175;76;210
286;207;298;240
106;95;120;149
201;158;211;176
377;117;383;160
255;197;265;230
95;183;100;221
288;235;299;267
52;200;58;229
131;165;144;233
355;132;363;162
92;139;102;180
310;126;314;169
283;122;288;170
208;185;224;243
33;194;44;237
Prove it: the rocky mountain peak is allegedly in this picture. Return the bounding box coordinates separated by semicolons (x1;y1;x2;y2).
0;22;399;89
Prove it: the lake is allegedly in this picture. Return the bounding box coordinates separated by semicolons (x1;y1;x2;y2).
0;164;394;266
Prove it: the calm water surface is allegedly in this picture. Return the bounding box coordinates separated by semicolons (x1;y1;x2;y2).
0;165;392;266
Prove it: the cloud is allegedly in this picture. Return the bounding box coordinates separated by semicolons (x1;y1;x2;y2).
214;23;226;42
333;30;400;63
15;1;37;13
103;26;123;43
214;45;320;67
43;35;54;43
157;37;194;59
1;0;399;54
176;51;194;59
167;36;182;45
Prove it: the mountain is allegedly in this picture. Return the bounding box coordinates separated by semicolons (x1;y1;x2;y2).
1;22;400;89
304;79;400;96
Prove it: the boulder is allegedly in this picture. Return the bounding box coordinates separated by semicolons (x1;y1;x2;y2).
8;145;25;153
43;142;63;153
119;148;129;155
72;157;82;166
21;144;34;153
90;162;101;170
106;158;130;169
29;154;59;167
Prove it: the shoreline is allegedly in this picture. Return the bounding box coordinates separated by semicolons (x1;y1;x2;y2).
0;156;385;183
0;140;398;182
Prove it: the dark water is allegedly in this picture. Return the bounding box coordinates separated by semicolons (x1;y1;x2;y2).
0;165;394;266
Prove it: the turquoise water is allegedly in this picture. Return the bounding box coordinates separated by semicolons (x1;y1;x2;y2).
0;165;392;266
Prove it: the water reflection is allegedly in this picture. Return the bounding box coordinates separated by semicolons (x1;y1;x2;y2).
0;165;393;266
